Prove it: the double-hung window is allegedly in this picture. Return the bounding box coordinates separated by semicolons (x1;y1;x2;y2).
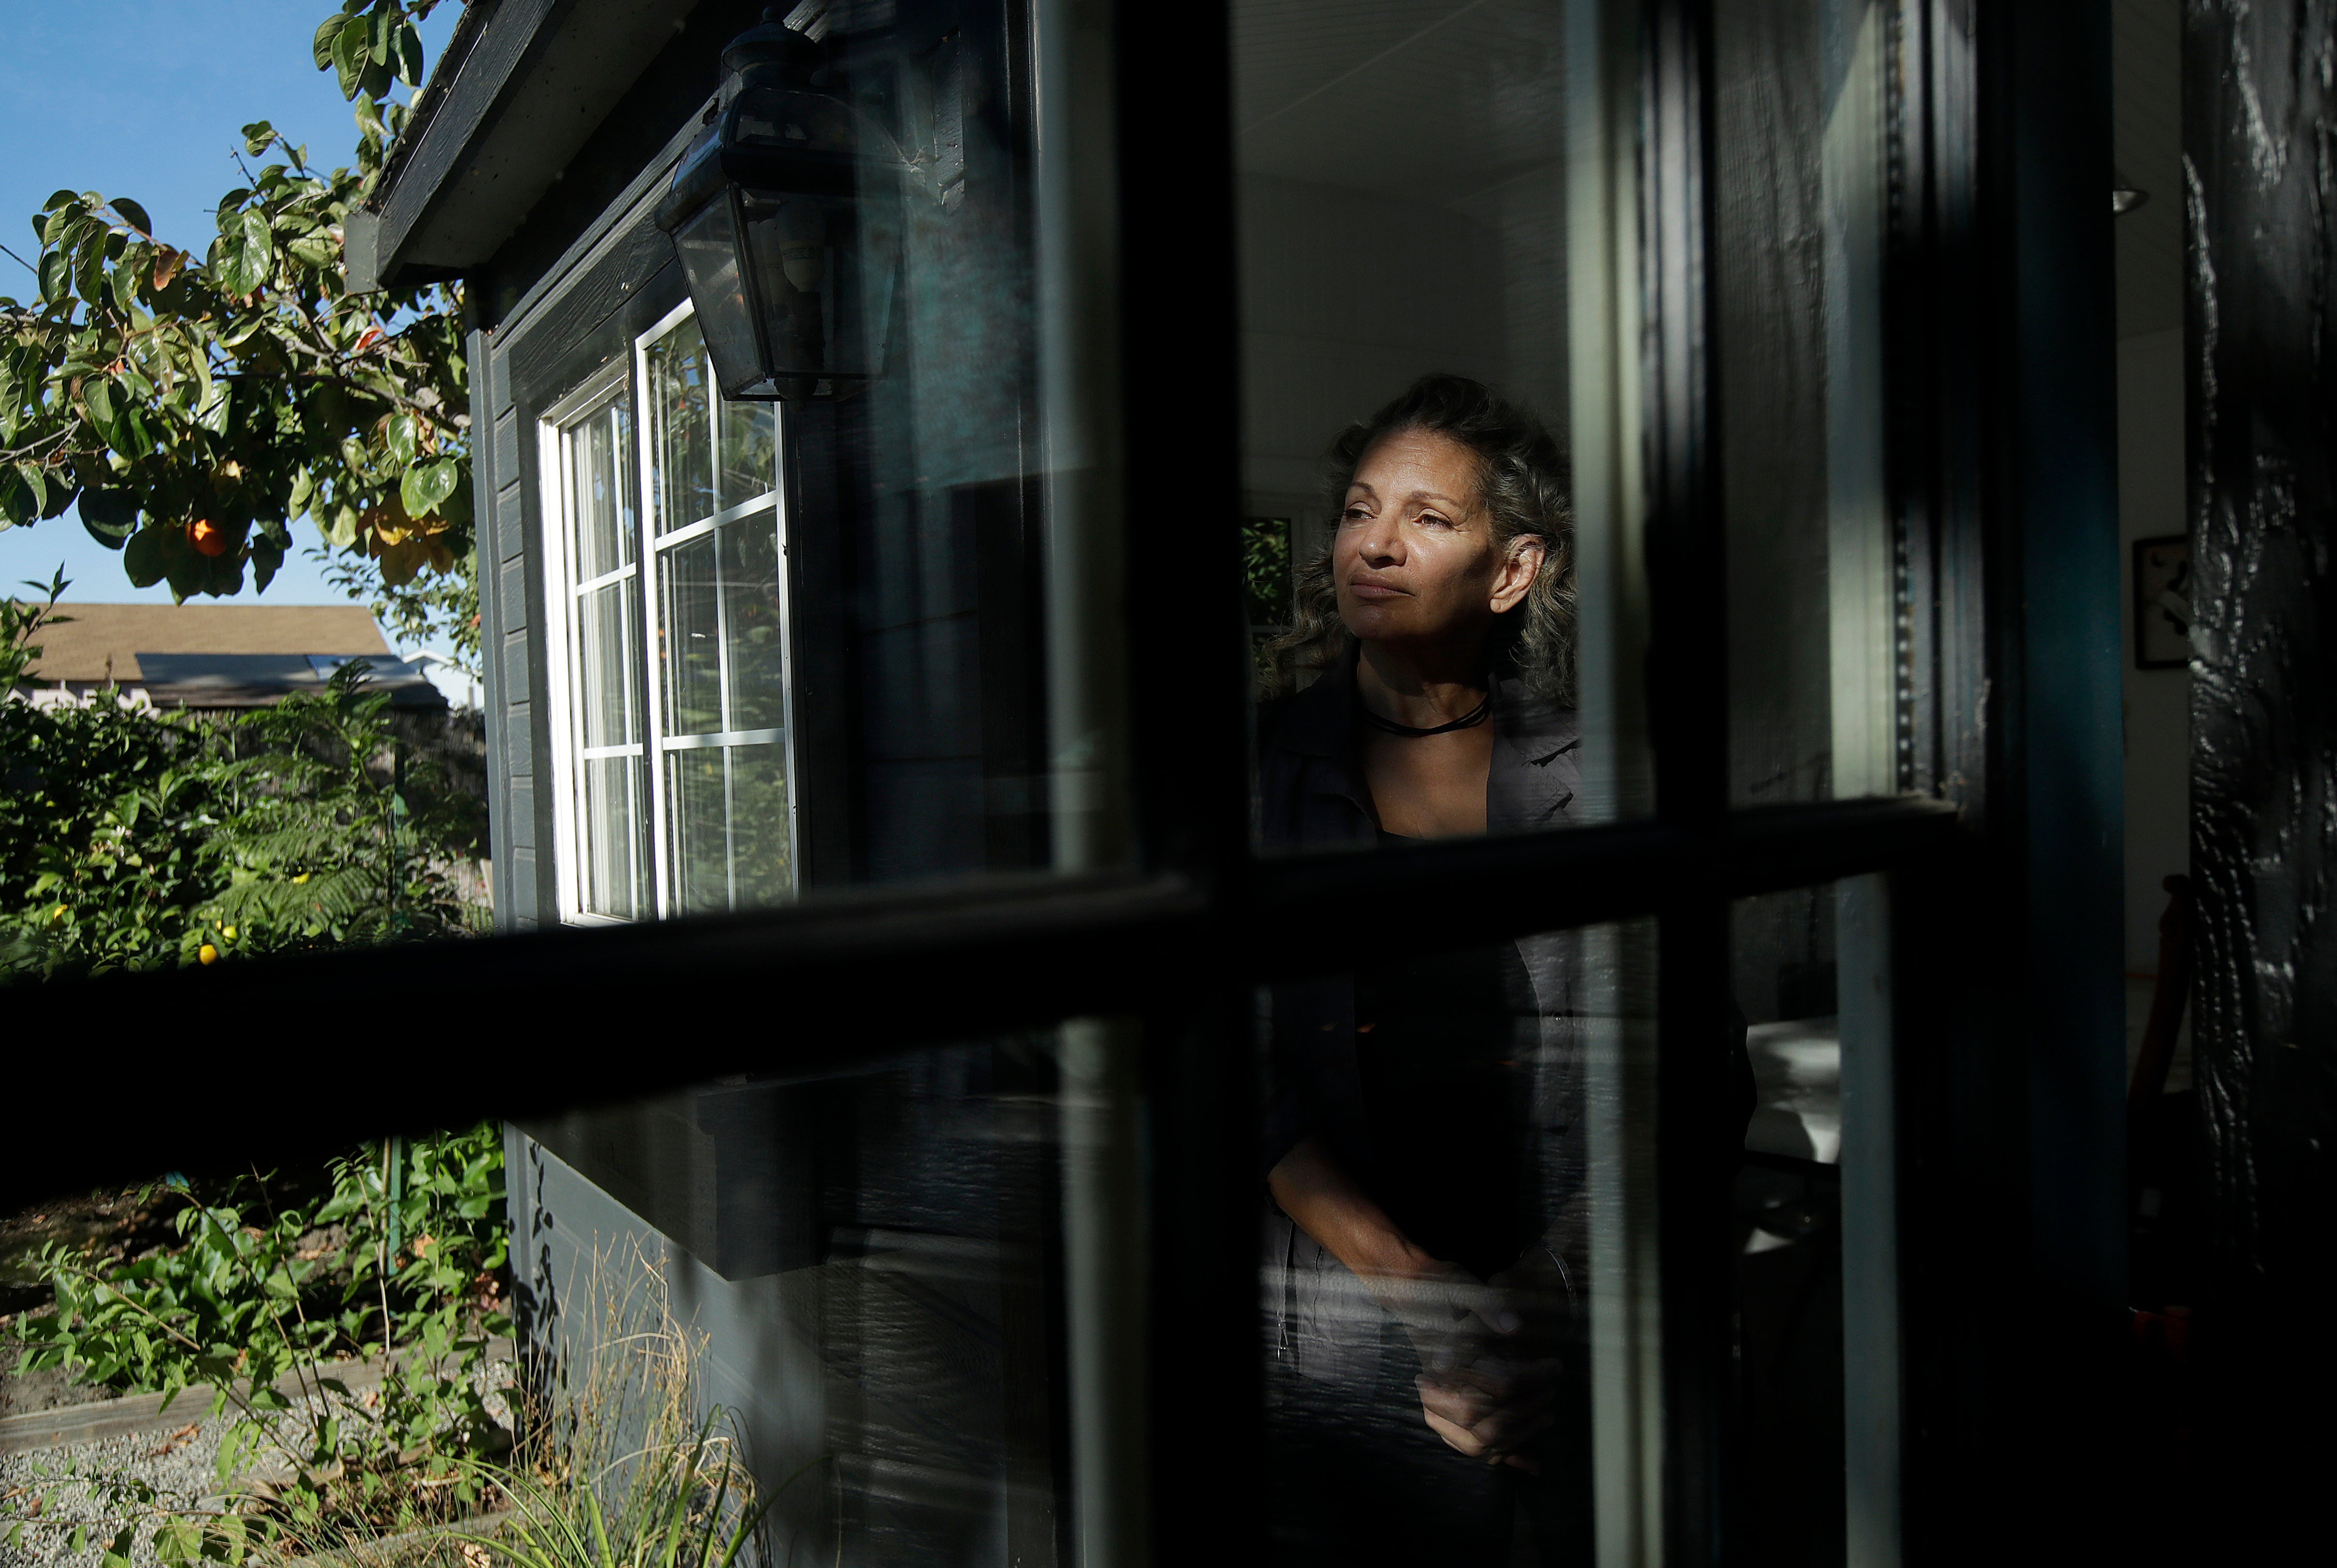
544;307;796;923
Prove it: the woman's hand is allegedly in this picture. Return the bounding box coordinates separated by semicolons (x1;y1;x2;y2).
1416;1337;1565;1471
1412;1264;1569;1471
1269;1138;1563;1465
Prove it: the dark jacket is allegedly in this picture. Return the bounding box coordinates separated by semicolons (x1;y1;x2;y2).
1255;649;1592;1378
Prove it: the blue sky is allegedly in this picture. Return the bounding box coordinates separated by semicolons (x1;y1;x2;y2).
0;0;457;631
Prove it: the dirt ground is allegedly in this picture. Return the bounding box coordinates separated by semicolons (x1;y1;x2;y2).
1;1170;332;1417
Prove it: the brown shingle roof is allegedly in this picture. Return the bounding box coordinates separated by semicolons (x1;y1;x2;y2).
14;603;389;683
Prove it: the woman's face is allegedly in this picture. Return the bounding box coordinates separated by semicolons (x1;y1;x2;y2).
1333;427;1541;652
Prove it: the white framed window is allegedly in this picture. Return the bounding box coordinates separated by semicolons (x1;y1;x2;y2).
541;305;798;924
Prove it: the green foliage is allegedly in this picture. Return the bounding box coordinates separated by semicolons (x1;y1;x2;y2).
457;1247;808;1568
13;1126;511;1556
1;564;72;689
472;1413;787;1568
198;663;488;954
0;1;466;607
1241;514;1293;629
0;665;487;982
0;693;230;980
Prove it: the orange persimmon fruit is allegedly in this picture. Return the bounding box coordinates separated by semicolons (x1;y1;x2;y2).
190;517;230;557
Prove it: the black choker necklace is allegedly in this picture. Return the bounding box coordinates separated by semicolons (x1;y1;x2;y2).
1357;689;1492;738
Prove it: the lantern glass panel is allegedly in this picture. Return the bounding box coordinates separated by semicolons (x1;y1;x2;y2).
672;195;771;398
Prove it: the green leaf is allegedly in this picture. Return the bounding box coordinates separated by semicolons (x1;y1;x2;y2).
242;120;276;157
251;534;284;593
313;14;345;69
332;15;369;99
123;522;169;587
393;19;425;87
79;489;139;547
15;463;49;517
82;376;116;437
288;231;339;271
74;228;108;306
41;201;85;246
38;248;67;303
111;196;152;235
400;456;459;517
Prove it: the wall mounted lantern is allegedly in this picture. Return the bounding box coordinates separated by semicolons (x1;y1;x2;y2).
656;8;911;400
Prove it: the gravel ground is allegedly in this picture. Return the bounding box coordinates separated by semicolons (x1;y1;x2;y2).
0;1363;514;1568
2;1398;250;1568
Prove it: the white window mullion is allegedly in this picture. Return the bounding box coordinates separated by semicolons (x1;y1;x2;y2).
636;330;674;922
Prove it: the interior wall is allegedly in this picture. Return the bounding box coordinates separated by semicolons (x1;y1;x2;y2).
1236;176;1510;549
2113;0;2187;985
1232;0;1569;565
2117;326;2189;974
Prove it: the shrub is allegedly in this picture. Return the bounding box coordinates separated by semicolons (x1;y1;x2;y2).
11;1125;512;1557
0;662;488;980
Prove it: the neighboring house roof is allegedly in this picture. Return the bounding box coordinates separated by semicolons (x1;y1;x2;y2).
11;603;444;710
21;603;389;682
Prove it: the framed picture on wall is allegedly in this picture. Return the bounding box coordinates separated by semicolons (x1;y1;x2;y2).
2134;535;2193;670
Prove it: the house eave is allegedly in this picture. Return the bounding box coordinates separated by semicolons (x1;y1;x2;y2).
359;0;705;290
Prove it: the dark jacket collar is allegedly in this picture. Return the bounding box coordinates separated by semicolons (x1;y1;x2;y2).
1257;645;1581;839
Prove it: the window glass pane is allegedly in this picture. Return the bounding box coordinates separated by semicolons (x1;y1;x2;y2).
726;743;793;905
1731;876;1897;1564
1239;0;1648;847
665;746;729;914
659;530;725;738
578;754;649;918
576;579;639;750
1260;918;1657;1561
511;1038;1068;1568
718;400;778;511
719;510;788;733
571;397;636;579
1716;0;1899;804
647;316;716;535
531;0;1147;926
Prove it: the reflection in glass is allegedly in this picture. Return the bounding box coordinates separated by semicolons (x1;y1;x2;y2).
665;746;729;914
1717;0;1897;804
510;1040;1066;1566
538;0;1122;919
726;745;792;906
1731;877;1897;1565
719;514;787;733
1260;918;1656;1564
647;316;716;535
718;400;777;512
661;531;725;738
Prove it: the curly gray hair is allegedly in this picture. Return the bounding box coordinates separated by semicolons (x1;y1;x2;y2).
1258;373;1577;703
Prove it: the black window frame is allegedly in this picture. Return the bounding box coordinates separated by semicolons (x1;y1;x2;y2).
7;1;2131;1563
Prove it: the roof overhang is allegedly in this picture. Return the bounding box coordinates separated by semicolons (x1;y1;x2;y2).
352;0;705;291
